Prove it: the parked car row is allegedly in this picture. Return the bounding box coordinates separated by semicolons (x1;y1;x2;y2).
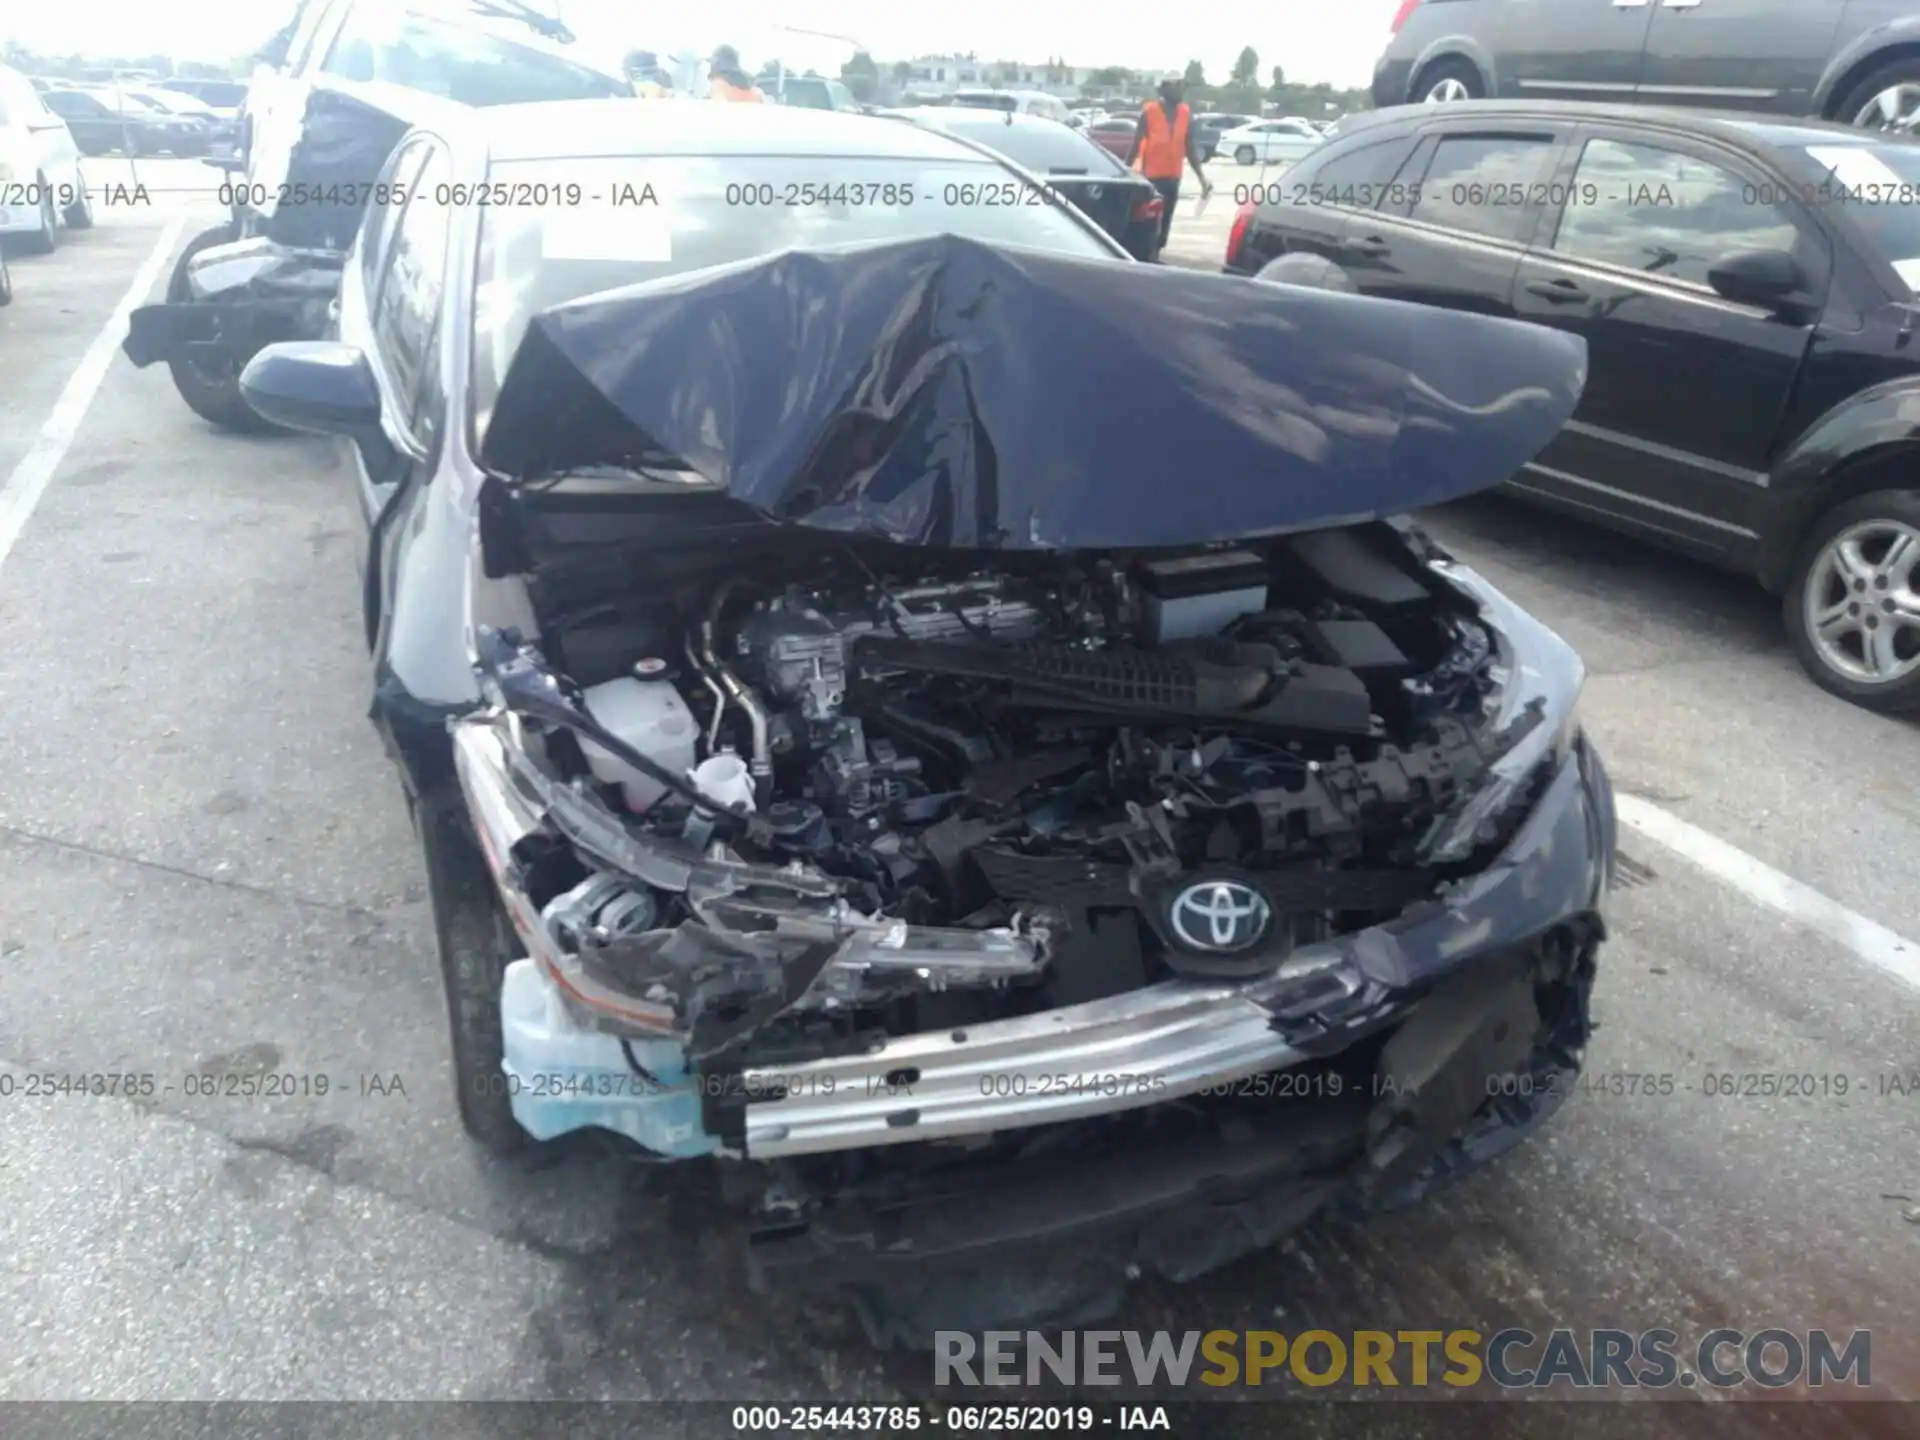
1228;98;1920;711
0;63;94;272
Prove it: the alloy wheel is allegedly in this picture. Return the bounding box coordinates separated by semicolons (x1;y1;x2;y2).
1425;78;1471;104
1852;82;1920;132
1802;519;1920;685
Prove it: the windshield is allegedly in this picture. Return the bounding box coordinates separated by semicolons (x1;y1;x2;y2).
323;10;630;106
471;153;1118;438
1794;140;1920;292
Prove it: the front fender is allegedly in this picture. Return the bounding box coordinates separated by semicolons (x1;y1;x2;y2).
1814;17;1920;118
1757;377;1920;590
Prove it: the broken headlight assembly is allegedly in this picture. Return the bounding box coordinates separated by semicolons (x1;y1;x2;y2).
1420;564;1586;866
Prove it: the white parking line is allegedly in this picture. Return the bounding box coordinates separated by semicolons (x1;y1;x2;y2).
0;219;186;582
1618;793;1920;994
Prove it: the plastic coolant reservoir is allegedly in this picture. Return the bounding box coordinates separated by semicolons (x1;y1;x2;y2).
498;959;715;1156
577;673;698;812
692;752;756;811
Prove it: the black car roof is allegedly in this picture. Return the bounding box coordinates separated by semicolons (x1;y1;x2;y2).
1357;99;1920;153
474;99;988;163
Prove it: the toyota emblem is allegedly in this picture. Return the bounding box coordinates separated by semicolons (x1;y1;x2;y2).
1168;881;1272;953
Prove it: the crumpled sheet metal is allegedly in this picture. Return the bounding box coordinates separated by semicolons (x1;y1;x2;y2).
479;234;1588;550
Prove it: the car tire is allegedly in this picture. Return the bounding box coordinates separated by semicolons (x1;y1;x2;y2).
164;220;291;435
1234;144;1256;166
1783;488;1920;713
19;181;57;256
62;169;94;230
1414;57;1485;105
419;796;532;1155
1836;55;1920;131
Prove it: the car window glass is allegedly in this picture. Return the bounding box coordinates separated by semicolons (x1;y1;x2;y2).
373;144;454;439
1296;137;1416;208
1409;134;1558;242
359;139;431;298
1553;136;1799;287
322;9;629;105
1792;141;1920;286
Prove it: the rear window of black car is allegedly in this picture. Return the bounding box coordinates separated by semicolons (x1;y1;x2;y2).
932;116;1124;176
1284;134;1418;207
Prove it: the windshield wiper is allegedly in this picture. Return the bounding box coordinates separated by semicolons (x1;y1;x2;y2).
466;0;573;43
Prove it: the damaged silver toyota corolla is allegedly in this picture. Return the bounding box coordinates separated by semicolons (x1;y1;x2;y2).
238;101;1614;1344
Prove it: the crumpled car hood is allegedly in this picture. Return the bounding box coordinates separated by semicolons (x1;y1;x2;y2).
478;234;1587;550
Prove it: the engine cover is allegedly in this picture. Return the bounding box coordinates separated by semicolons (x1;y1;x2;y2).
734;578;1046;721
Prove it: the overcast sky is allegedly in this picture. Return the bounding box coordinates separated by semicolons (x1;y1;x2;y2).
0;0;1400;89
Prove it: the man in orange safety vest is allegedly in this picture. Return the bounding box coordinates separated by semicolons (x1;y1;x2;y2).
1127;71;1213;251
708;45;764;103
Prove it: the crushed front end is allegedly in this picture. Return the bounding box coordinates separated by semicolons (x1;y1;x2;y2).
433;235;1608;1333
449;519;1613;1331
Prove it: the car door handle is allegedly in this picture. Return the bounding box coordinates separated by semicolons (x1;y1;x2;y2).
1348;235;1391;257
1526;279;1591;304
1661;0;1702;7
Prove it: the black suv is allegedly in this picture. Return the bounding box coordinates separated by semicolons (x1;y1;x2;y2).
1227;101;1920;711
1376;0;1920;133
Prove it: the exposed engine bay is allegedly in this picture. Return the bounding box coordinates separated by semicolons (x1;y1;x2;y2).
469;518;1553;1100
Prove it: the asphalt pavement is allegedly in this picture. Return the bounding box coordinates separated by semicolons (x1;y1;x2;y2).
0;160;1916;1433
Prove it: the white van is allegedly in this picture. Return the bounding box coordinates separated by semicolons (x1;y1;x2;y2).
949;89;1075;125
0;64;91;253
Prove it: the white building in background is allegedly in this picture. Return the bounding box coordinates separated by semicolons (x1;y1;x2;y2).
897;54;1105;101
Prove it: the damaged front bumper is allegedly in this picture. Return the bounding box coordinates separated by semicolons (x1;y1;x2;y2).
456;695;1615;1162
122;236;343;372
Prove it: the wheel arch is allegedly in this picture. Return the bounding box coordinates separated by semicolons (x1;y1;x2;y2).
1759;440;1920;594
1407;39;1497;104
1817;30;1920;121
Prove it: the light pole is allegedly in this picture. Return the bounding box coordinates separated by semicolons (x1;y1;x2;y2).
769;23;867;102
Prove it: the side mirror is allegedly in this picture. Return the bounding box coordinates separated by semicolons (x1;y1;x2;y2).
1707;248;1814;319
238;341;384;439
